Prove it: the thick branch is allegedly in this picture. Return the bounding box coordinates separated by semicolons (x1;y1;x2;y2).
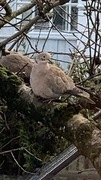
0;0;36;28
0;0;12;16
0;15;40;49
66;113;101;177
0;0;69;29
0;0;70;47
12;1;36;18
0;66;101;176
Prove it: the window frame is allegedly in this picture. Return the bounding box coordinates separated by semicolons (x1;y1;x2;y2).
16;0;79;32
52;0;78;32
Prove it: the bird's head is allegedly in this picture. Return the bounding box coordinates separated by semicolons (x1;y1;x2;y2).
35;52;52;63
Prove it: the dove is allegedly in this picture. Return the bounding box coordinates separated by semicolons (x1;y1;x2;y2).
0;51;33;78
30;52;93;102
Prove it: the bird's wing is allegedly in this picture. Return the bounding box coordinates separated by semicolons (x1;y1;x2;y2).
44;64;76;95
0;53;33;76
30;64;60;98
30;63;93;102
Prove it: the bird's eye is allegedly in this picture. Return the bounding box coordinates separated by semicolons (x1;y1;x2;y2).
42;55;46;60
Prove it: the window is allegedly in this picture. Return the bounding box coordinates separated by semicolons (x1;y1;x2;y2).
16;1;33;27
53;6;67;31
16;0;78;31
53;0;78;31
34;6;51;29
34;0;78;31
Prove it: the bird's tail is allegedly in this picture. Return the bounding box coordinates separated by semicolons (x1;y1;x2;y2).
70;87;95;104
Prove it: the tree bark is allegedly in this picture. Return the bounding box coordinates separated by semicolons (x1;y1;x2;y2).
67;114;101;177
0;66;101;177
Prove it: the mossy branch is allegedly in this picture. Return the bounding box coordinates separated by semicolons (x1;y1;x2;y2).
0;66;101;177
66;113;101;177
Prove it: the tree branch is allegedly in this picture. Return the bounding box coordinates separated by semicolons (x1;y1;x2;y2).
0;15;40;49
66;113;101;177
12;1;36;18
0;0;12;16
0;62;101;176
0;0;71;48
0;0;36;28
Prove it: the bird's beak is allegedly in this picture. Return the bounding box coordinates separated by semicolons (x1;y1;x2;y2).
48;59;53;64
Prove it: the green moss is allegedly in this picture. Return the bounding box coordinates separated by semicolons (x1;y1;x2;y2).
0;66;22;103
0;66;81;175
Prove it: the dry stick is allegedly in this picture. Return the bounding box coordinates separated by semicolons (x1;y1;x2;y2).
86;3;101;74
86;1;92;75
0;1;36;29
3;112;9;130
26;36;39;53
90;1;101;72
16;63;29;75
68;53;77;76
35;24;43;51
92;1;100;73
59;5;100;47
0;147;24;155
52;58;71;64
14;11;35;51
47;15;85;60
79;27;96;53
0;0;63;49
86;4;101;43
42;25;52;51
12;1;36;19
8;35;24;51
0;147;42;175
0;16;37;52
25;51;76;57
11;151;35;175
54;7;89;70
94;4;100;63
15;36;25;52
0;127;5;134
0;136;20;150
9;34;38;53
86;1;100;75
72;32;91;70
0;15;40;49
24;148;42;162
14;9;34;26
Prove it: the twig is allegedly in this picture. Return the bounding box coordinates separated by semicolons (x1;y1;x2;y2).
16;63;28;75
24;148;42;162
42;25;52;51
35;24;43;51
0;15;40;48
11;151;35;174
0;147;24;155
46;15;89;62
77;72;101;85
0;136;20;150
91;109;101;120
